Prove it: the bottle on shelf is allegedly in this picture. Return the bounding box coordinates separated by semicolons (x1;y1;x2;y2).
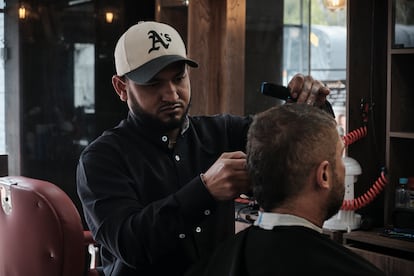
395;177;410;208
407;177;414;209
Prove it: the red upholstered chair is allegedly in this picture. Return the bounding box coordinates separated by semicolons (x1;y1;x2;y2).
0;176;100;276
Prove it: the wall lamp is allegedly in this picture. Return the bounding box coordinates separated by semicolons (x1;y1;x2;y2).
18;3;38;20
323;0;346;12
105;11;114;23
18;4;27;19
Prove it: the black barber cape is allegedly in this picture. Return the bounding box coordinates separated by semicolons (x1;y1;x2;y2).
185;225;385;276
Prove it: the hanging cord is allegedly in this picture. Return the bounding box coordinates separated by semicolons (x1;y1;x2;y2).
341;169;388;211
343;125;368;146
343;99;369;146
341;96;389;211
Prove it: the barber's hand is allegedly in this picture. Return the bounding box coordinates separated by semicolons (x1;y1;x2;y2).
287;73;330;107
202;151;250;201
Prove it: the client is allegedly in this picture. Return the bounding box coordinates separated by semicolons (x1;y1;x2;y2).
186;103;385;276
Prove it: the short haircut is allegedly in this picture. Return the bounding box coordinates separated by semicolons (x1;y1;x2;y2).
246;103;338;211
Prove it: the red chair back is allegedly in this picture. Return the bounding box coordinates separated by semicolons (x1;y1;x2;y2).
0;176;87;276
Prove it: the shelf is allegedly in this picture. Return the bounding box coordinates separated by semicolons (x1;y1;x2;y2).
343;229;414;276
385;0;414;232
390;132;414;139
344;230;414;255
390;48;414;55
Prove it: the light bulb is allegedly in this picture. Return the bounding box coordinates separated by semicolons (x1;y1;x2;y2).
323;0;346;12
19;5;27;19
105;12;114;23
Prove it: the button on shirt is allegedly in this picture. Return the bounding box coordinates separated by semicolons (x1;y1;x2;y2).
77;111;252;276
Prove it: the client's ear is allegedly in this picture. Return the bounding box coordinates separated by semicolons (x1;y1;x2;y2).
316;160;330;189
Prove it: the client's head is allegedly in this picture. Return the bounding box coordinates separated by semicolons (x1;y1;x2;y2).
246;103;345;222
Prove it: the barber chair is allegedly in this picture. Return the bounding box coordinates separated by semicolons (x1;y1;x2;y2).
0;176;101;276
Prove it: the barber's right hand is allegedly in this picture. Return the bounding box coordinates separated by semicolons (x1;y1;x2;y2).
288;73;330;107
202;151;250;201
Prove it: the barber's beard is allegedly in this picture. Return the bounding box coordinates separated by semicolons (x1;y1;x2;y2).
324;170;345;221
132;101;191;132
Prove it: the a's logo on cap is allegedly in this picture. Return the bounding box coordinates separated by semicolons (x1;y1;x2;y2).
147;30;172;54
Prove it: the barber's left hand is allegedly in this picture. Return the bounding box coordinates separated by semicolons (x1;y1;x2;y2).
287;73;330;107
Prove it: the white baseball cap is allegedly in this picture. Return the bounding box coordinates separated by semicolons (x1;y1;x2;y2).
114;21;198;84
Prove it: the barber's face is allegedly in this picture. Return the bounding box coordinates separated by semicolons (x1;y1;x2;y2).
325;137;346;220
123;62;191;130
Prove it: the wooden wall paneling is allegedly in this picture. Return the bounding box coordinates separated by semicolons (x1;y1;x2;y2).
187;0;218;115
219;0;246;115
188;0;246;115
155;0;188;43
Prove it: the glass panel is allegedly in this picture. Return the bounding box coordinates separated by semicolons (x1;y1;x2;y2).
245;0;347;126
393;0;414;48
74;43;95;114
283;0;347;134
283;0;310;84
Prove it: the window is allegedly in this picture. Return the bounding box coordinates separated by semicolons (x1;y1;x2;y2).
74;43;95;114
283;0;347;133
244;0;346;120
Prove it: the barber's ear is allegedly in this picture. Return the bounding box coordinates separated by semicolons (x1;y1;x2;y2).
112;75;128;102
316;160;330;189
